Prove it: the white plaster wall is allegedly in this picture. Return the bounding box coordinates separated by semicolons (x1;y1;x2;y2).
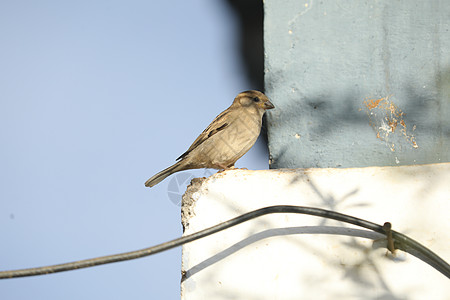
181;163;450;300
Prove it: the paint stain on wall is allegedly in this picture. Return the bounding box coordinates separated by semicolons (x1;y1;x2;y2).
362;96;418;152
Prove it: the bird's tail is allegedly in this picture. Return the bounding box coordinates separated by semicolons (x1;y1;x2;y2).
145;161;186;187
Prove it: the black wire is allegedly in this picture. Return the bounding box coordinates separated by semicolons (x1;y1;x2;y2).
0;205;449;279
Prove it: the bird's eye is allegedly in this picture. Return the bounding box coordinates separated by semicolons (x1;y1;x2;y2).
253;97;260;102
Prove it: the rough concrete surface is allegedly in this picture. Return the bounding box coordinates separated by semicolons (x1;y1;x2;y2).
181;164;450;299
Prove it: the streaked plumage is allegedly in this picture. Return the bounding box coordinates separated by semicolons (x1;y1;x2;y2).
145;90;274;187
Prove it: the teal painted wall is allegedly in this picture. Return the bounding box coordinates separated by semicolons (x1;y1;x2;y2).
264;1;450;168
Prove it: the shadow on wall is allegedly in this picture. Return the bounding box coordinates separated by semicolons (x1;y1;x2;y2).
224;0;264;91
266;77;450;168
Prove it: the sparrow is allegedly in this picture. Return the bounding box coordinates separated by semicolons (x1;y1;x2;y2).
145;90;274;187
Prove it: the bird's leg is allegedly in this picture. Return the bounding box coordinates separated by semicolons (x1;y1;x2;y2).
227;164;248;170
216;164;236;173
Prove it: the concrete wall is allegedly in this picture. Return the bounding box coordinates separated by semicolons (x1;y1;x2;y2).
180;165;450;299
181;2;450;299
264;1;450;168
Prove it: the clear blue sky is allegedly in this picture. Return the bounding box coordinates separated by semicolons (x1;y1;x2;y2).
0;1;268;299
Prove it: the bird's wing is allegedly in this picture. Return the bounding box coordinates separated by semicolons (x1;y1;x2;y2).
176;108;232;161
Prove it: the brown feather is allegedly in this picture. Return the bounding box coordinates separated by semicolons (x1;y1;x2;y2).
176;109;232;161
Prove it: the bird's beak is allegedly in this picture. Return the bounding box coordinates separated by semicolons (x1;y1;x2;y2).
264;100;275;110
